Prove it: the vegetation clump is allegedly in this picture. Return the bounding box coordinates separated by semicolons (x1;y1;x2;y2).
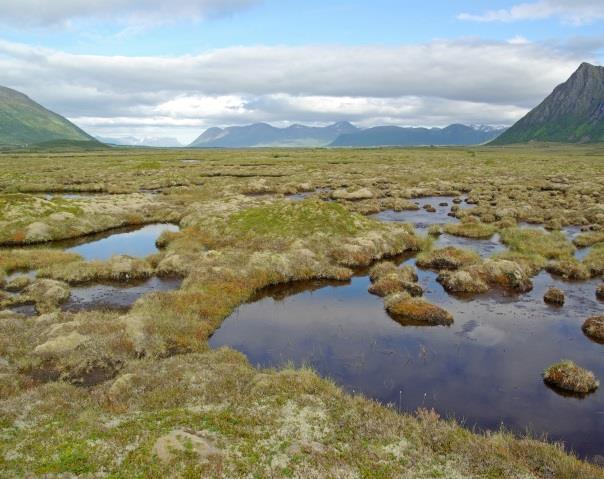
582;315;604;343
384;292;453;326
0;249;81;273
22;279;70;313
331;187;374;201
443;221;496;239
416;246;480;270
543;360;599;395
368;262;422;297
544;287;565;306
500;227;575;259
438;259;533;294
438;269;489;294
583;243;604;277
5;274;31;292
546;259;590;281
597;284;604;301
38;255;154;284
574;231;604;248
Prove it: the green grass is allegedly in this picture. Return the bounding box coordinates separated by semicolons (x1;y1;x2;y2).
227;199;370;238
0;86;94;146
499;227;575;259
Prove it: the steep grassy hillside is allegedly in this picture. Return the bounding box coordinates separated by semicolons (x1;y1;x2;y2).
0;86;96;146
492;63;604;144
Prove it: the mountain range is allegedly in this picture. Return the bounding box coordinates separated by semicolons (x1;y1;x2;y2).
0;86;97;147
492;62;604;144
189;122;505;148
2;61;603;149
330;124;505;147
189;121;359;147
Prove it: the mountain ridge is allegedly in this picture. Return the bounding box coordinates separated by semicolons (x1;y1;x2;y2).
190;122;505;148
330;123;505;147
190;121;359;147
0;85;97;146
491;62;604;144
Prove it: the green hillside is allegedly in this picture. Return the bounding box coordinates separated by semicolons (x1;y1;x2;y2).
492;62;604;145
0;86;96;146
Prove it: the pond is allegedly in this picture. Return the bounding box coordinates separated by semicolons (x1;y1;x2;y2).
373;196;469;233
62;276;183;312
210;196;604;459
210;261;603;459
62;223;180;261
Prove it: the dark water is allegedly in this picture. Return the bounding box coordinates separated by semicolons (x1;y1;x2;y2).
9;302;37;317
373;196;469;233
432;233;505;257
64;223;180;261
287;188;332;201
62;276;183;312
210;265;603;458
211;198;604;459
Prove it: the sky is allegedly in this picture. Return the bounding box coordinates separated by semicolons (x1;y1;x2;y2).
1;0;603;145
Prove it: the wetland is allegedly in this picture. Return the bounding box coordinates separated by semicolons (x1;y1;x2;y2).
1;145;603;478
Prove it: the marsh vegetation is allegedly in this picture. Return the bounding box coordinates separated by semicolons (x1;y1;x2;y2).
1;145;603;478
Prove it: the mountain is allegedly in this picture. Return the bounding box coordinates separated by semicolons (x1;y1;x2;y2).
0;85;97;146
189;121;359;147
97;136;183;147
491;62;604;145
330;124;505;147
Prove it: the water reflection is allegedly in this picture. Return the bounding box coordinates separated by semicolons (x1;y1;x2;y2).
210;261;604;458
373;196;468;232
63;223;180;261
63;276;183;312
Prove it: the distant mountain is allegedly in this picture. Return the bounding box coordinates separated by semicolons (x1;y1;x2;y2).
330;124;506;147
97;136;183;147
492;62;604;144
0;85;97;146
189;121;359;147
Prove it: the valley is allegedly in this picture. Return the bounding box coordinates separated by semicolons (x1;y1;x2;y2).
1;145;603;477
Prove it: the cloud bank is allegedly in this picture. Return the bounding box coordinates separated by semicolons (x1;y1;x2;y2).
0;38;595;142
0;0;258;27
458;0;604;25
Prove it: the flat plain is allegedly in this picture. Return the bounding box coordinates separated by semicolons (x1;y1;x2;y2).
1;145;603;478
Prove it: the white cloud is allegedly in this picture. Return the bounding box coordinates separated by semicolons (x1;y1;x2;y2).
0;0;258;27
0;38;595;142
458;0;604;25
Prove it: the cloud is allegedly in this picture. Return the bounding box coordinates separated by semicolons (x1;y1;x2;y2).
0;38;597;142
458;0;604;25
0;0;258;27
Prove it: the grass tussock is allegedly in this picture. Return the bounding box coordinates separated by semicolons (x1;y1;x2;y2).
543;360;599;395
583;243;604;277
443;221;497;239
368;262;422;297
416;246;481;270
546;258;591;280
0;248;81;273
500;227;576;260
439;259;533;294
544;287;565;306
385;292;454;326
582;315;604;343
574;231;604;248
38;255;154;284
